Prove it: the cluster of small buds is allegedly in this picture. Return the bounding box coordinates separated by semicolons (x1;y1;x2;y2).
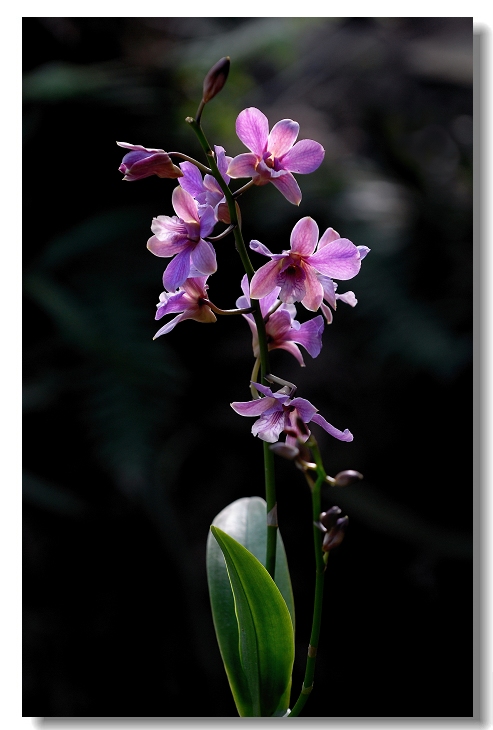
315;507;349;551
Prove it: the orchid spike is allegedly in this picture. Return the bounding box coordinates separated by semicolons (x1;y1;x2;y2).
231;383;353;445
237;275;324;366
153;276;216;338
226;107;325;205
147;187;217;291
249;217;365;312
117;142;183;181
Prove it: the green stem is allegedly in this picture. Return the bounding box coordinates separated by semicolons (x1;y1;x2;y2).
186;115;278;579
289;437;327;718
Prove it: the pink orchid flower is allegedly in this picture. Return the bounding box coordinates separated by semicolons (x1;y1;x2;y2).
147;186;217;291
153;276;216;339
179;146;232;224
226;107;325;205
231;383;353;444
237;275;324;366
117;142;183;181
249;217;365;311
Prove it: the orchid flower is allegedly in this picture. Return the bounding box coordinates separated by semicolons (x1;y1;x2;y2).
147;186;217;291
237;275;324;366
153;276;216;339
117;142;183;181
231;382;353;444
226;107;325;205
178;146;232;224
249;217;366;312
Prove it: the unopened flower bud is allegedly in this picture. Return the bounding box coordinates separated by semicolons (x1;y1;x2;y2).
316;506;342;532
269;442;300;460
334;469;363;487
202;56;230;103
117;142;183;181
322;516;348;551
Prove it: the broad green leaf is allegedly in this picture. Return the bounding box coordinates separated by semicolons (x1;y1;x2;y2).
206;497;294;716
209;523;294;717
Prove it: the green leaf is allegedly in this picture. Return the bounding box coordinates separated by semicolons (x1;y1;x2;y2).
207;502;294;717
206;498;294;716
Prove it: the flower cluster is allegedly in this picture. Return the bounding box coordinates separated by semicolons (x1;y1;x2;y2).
117;101;369;449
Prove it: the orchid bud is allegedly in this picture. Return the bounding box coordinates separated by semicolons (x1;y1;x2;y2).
315;506;342;533
269;442;300;460
334;469;363;487
117;142;183;181
202;57;230;103
322;516;349;552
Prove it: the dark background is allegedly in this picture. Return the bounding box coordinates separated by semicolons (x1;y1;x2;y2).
23;17;473;718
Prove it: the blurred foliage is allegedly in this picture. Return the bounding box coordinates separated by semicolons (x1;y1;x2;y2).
23;17;472;718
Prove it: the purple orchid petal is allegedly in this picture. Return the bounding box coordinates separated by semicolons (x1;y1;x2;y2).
276;341;306;366
146;234;187;258
300;264;324;311
214;145;232;182
265;308;292;339
290;397;319;423
162;248;192;291
318;274;337;309
250;259;283;300
151;215;188;243
336;290;358;307
270;172;302;206
190;239;217;276
249;240;284;259
250;382;275;399
215;201;231;224
320;302;333;324
172;186;199;224
182;276;209;298
236;107;269;157
230;396;276;417
290;217;319;256
318;227;341;249
307;238;361;280
279;139;325;174
153;313;187;338
286;315;324;358
267;119;299;158
117;141;163;153
259;287;281;318
227;153;259;179
178;162;206;199
155;290;189;319
251;408;286;443
203;174;223;198
239;274;251;302
358;245;371;260
311;412;353;442
198;205;216;238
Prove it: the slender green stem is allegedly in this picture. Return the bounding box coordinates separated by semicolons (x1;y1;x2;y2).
289;437;327;718
186;115;278;579
167;152;211;173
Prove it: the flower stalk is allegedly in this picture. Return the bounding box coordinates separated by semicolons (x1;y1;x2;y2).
289;435;327;718
186;114;278;579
